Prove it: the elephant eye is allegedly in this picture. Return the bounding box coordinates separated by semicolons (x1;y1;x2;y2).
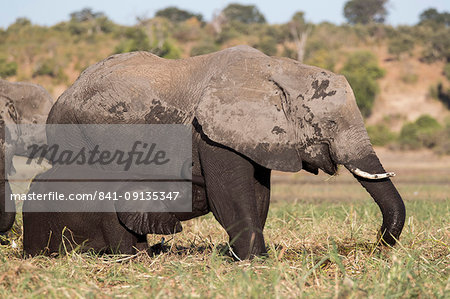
327;120;337;130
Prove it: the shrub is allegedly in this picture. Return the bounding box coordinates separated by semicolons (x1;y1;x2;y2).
388;34;415;59
399;115;442;149
434;118;450;155
114;27;151;53
215;24;241;44
366;124;396;146
429;82;450;109
153;40;181;59
190;42;219;56
340;51;385;118
399;122;421;149
172;18;203;43
32;58;68;83
255;36;277;56
0;58;18;78
420;28;450;63
281;46;296;59
444;63;450;81
306;48;336;72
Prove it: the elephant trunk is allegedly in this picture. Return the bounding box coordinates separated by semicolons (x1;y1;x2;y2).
345;152;405;246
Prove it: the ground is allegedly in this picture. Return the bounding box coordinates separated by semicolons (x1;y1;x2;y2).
0;148;448;298
367;46;450;130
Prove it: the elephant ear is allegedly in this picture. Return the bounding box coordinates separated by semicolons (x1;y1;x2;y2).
115;210;182;235
195;51;301;172
114;183;182;235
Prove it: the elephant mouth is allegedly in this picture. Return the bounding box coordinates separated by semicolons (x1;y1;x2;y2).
320;142;338;175
300;143;338;176
322;158;338;176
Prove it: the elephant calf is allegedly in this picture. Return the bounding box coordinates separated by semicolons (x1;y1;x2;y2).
20;46;405;259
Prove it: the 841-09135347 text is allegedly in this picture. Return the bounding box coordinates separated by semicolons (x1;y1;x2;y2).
10;191;180;201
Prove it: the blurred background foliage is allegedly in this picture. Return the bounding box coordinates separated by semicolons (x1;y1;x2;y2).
340;51;385;117
0;2;449;153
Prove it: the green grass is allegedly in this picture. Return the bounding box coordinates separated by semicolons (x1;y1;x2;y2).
0;152;449;298
0;197;448;298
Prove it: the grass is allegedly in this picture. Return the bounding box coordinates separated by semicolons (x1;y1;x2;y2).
0;150;449;298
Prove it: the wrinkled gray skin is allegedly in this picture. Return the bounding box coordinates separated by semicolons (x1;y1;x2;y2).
0;79;53;237
26;46;405;259
0;96;19;237
23;166;150;254
0;79;54;154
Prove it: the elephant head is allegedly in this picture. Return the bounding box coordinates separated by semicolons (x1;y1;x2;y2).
194;46;405;245
0;79;53;155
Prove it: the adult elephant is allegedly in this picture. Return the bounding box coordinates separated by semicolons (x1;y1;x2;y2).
28;46;405;259
0;80;53;238
0;96;19;236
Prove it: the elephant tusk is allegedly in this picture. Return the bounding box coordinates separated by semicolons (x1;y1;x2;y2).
348;166;395;180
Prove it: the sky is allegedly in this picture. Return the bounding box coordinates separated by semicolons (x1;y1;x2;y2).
1;0;449;29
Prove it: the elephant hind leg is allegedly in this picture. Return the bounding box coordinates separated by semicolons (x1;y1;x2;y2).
199;140;266;260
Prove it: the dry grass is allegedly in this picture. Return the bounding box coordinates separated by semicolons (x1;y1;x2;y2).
0;149;449;298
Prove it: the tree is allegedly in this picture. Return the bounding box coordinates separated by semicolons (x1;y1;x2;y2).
419;8;450;26
210;10;227;34
343;0;388;24
155;7;203;23
288;12;311;62
6;17;31;33
68;8;114;35
70;8;105;22
222;3;266;24
340;51;385;117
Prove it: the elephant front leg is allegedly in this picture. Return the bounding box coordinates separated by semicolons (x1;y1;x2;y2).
199;140;266;260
